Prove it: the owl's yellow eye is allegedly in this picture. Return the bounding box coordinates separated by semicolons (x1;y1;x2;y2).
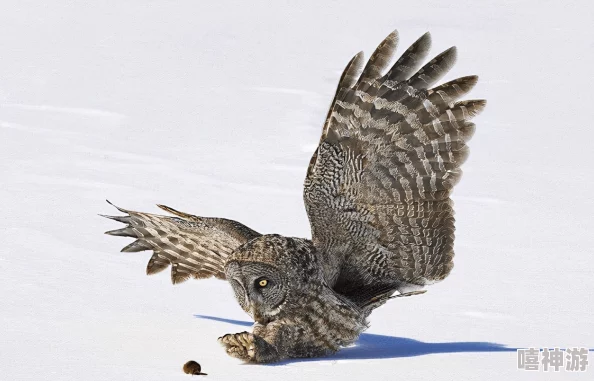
258;279;268;287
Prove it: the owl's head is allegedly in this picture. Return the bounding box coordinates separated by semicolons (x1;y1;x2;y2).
224;234;318;324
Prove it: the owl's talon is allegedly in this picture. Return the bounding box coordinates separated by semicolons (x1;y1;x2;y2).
218;332;256;361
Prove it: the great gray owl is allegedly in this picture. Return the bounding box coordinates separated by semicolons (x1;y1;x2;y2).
102;30;485;363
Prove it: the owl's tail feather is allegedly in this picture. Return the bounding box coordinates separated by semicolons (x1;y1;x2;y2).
392;290;427;298
344;281;427;314
101;200;260;283
360;289;427;314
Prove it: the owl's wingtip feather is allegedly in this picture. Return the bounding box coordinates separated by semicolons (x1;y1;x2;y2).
121;239;150;253
99;214;131;224
105;227;135;237
157;204;194;219
105;199;128;213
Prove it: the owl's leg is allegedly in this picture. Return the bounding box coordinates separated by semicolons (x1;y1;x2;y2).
218;324;286;363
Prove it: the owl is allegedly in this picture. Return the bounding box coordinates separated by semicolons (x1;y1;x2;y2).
103;30;485;363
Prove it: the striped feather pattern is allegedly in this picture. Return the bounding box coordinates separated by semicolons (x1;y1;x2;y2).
304;30;485;293
102;201;260;284
357;30;399;87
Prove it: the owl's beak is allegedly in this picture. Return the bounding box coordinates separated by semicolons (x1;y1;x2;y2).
250;305;270;325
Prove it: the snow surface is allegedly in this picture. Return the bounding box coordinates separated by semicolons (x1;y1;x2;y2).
1;1;593;380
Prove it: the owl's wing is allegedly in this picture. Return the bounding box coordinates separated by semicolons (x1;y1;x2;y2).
304;31;485;301
101;201;260;283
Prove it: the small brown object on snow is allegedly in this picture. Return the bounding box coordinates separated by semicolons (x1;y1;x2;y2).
183;360;207;375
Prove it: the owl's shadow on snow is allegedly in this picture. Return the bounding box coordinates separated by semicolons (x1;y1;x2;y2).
194;314;516;363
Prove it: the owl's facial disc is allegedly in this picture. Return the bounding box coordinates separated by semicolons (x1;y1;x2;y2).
225;261;286;324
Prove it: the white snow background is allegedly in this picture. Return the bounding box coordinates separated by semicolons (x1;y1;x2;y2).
1;1;592;380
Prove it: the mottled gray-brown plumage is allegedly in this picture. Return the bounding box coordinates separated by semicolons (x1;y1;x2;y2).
102;30;485;363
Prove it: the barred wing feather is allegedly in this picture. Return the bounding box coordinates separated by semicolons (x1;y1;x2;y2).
304;30;485;293
102;201;260;284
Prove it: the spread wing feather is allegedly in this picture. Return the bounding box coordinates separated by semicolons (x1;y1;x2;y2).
304;31;485;301
102;201;260;283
